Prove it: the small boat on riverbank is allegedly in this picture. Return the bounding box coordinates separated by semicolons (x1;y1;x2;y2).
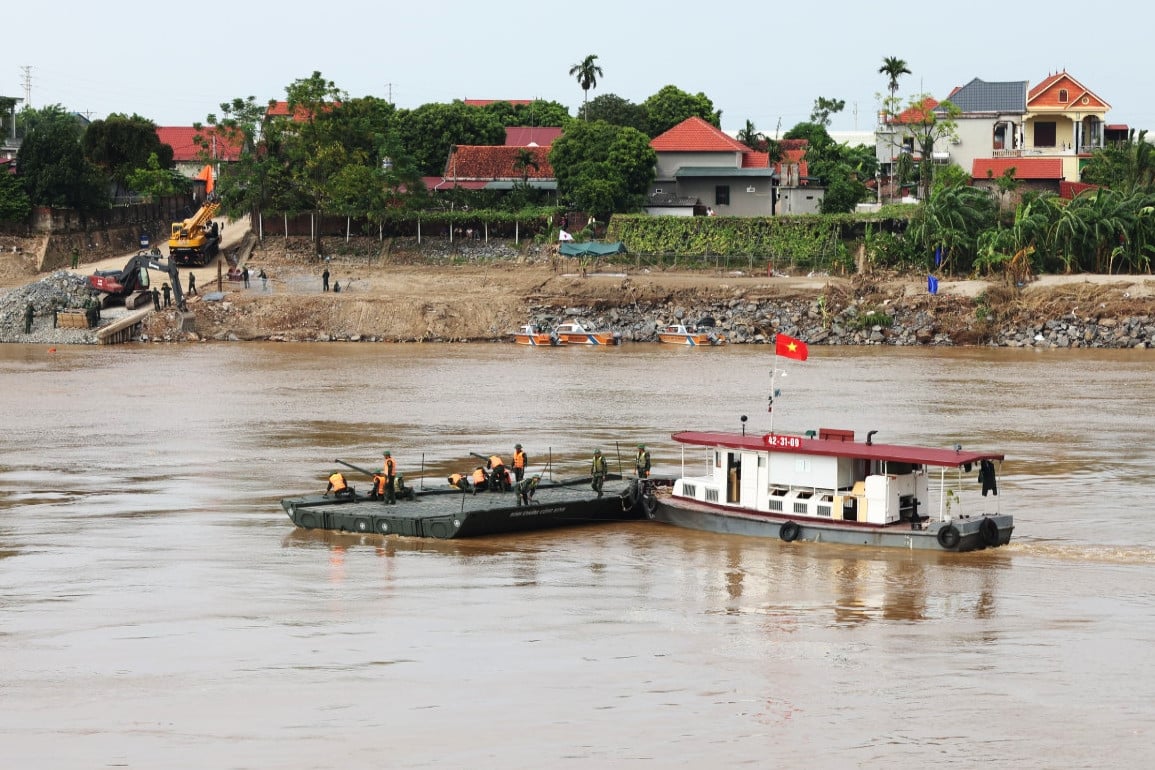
512;324;564;346
650;427;1011;552
282;472;646;539
554;320;622;346
658;323;727;346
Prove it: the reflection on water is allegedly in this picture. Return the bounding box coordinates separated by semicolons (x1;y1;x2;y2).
3;343;1155;768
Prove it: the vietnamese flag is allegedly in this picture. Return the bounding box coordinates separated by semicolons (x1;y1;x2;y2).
775;333;808;361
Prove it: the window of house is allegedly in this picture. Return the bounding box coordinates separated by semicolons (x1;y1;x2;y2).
715;185;730;206
1034;122;1057;147
1059;88;1068;102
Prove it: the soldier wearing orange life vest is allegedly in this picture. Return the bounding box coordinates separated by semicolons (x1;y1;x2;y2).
487;455;509;491
325;470;354;499
448;473;471;492
470;466;489;494
512;444;528;482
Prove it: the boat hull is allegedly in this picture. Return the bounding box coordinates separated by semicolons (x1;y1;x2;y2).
282;476;644;539
557;333;620;346
513;334;564;346
652;498;1012;552
657;333;726;346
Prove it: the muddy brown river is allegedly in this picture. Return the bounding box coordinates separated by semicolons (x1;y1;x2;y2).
3;342;1154;768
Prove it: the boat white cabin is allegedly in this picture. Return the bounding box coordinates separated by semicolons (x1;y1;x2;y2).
651;427;1011;551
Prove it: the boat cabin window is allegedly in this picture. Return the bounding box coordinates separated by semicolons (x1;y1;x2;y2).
884;462;920;475
795;491;813;499
770;487;788;497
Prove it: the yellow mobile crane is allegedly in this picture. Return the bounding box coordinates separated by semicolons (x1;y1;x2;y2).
168;199;221;266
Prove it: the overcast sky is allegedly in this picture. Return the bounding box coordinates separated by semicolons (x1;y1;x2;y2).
6;1;1151;136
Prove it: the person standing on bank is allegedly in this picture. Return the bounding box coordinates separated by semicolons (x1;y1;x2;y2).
161;282;171;307
590;449;608;498
259;269;268;291
23;302;34;334
70;247;80;269
151;286;161;311
635;444;651;478
187;271;198;296
242;266;250;288
512;444;527;483
322;267;330;292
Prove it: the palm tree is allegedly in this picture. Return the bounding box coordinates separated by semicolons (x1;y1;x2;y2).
878;56;911;98
736;119;766;151
512;148;539;187
569;55;604;114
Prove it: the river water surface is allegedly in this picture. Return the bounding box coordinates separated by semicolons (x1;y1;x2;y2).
3;342;1155;768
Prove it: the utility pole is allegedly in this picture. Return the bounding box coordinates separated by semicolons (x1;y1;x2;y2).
385;82;393;104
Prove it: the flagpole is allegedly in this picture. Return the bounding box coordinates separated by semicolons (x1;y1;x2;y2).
769;343;777;436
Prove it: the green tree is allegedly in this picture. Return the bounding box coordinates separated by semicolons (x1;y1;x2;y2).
809;97;845;128
879;56;911;99
197;96;279;218
480;99;571;127
643;85;720;137
890;95;960;200
0;165;32;222
906;183;997;274
16;105;107;214
736;119;766;150
513;148;539;187
1081;128;1155;193
569;54;604;111
550;120;655;217
397;101;506;176
82;113;173;197
579;93;648;133
125;151;187;202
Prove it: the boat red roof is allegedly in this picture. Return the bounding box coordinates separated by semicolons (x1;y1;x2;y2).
671;430;1003;467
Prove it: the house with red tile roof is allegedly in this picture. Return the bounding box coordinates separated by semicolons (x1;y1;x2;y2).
875;71;1120;198
156;126;243;178
422;144;556;193
648;117;822;216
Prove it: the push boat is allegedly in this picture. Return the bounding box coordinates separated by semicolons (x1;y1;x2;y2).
512;324;564;346
282;472;647;539
553;320;622;346
658;323;727;346
650;427;1011;552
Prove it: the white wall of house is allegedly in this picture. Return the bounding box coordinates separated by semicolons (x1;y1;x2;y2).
655;151;742;180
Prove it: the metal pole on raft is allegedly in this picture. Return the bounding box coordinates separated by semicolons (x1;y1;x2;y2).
768;346;778;436
420;453;425;490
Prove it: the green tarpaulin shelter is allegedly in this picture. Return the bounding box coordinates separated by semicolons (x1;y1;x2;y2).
558;241;627;257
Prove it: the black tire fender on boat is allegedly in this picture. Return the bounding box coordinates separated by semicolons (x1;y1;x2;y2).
979;517;1000;547
642;491;658;518
299;512;317;530
376;519;390;535
354;518;370;533
937;524;961;550
779;520;801;542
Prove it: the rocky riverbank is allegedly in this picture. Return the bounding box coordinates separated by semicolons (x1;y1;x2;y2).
2;234;1155;348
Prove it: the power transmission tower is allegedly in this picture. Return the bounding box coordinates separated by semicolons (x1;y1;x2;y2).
20;66;32;107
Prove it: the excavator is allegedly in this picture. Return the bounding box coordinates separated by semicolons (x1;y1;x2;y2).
88;252;186;310
168;198;221;266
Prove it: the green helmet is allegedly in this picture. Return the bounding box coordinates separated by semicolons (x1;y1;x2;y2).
594;448;602;454
383;450;391;456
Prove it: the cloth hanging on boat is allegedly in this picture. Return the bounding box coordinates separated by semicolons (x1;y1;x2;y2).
978;459;998;497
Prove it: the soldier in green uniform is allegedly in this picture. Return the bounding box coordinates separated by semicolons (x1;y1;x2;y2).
635;444;651;478
590;449;608;498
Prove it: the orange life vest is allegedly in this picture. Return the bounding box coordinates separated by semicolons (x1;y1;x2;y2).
489;455;505;469
449;473;465;487
328;472;347;491
471;468;488;485
383;457;396;476
513;449;526;469
373;474;387;494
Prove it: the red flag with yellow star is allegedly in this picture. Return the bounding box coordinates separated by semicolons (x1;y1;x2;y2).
774;333;808;361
